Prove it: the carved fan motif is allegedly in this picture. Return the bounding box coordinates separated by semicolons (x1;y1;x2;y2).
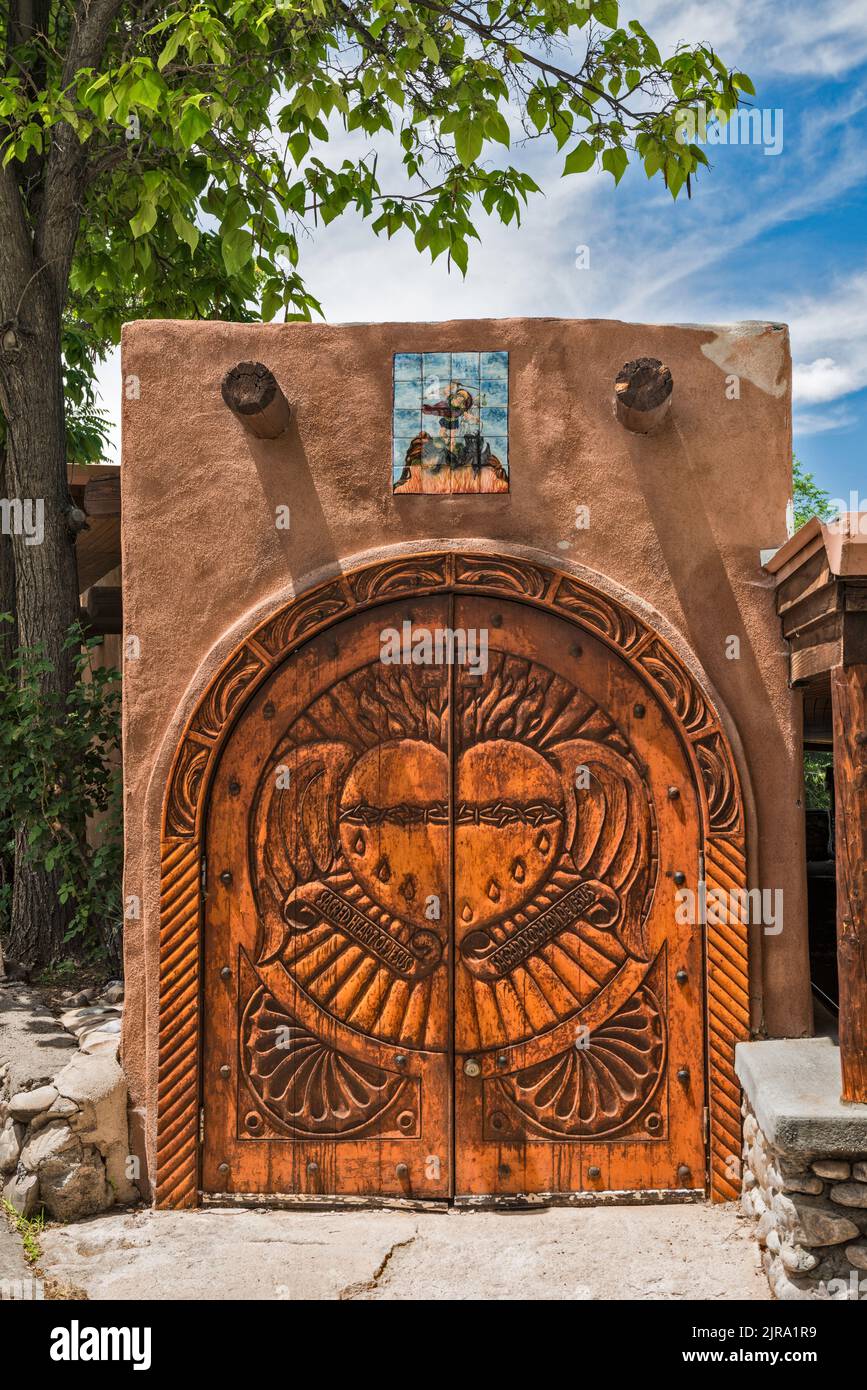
242;987;414;1138
488;985;666;1139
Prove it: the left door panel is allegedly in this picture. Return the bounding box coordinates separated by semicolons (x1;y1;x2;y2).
202;598;453;1199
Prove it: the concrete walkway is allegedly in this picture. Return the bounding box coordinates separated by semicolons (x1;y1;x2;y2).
37;1202;770;1301
0;1216;40;1301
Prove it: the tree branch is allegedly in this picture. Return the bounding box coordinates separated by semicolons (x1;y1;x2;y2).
411;0;643;120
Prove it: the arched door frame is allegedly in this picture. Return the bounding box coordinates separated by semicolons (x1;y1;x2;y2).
156;551;748;1208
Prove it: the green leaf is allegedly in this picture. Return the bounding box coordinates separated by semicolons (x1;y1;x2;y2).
527;88;547;133
602;146;628;184
454;119;484;167
450;237;469;275
593;0;619;28
550;112;573;151
563;141;595;175
221;192;250;235
732;72;756;95
172;211;200;254
643;146;663;178
665;157;686;199
157;27;186;72
128;72;163;113
485;110;510;147
129;200;157;238
288;131;310;165
221;227;254;276
261;283;282;322
179;102;211;149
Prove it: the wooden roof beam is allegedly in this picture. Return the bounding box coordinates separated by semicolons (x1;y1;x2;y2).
221;362;291;440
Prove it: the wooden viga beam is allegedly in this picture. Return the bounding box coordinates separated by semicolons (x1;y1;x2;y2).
83;473;121;517
67;472;120;518
79;585;122;636
614;356;673;434
221;361;291;440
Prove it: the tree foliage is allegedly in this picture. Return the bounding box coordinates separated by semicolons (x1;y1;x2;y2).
804;750;832;812
792;454;835;532
0;2;752;967
0;621;122;966
1;1;754;336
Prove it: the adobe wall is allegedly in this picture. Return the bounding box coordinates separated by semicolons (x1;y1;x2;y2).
120;316;808;1196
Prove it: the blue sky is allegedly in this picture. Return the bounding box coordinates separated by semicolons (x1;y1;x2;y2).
101;1;867;506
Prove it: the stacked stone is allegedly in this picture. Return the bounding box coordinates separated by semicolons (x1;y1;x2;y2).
741;1099;867;1299
1;984;138;1221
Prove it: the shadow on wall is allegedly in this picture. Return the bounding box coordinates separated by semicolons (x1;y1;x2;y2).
638;412;811;1042
241;422;341;588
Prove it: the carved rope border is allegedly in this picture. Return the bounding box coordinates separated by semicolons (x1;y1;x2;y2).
156;551;748;1207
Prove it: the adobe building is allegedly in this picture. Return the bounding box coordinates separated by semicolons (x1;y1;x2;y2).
118;317;867;1290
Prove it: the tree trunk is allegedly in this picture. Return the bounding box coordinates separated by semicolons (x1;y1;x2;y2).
0;442;17;660
0;443;15;954
0;290;80;967
0;1;123;970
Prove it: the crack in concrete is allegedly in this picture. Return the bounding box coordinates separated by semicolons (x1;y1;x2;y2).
338;1232;418;1300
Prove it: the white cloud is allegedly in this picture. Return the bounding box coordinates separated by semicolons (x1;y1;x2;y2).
793;356;863;404
638;0;867;78
793;404;858;435
787;271;867;415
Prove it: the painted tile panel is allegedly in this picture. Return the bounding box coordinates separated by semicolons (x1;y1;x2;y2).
392;350;510;494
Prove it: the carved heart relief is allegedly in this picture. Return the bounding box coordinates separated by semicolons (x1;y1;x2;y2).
338;737;566;941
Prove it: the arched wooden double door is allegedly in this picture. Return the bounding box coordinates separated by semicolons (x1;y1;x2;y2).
201;589;707;1201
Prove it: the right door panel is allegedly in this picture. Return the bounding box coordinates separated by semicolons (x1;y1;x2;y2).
452;595;706;1198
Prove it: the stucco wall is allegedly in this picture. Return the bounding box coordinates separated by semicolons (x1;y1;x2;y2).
120;316;808;1196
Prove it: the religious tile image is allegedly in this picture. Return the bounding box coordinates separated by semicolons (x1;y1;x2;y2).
392;351;510;494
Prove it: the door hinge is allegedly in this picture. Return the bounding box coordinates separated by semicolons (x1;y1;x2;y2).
201;856;207;892
702;1105;709;1144
199;1106;205;1144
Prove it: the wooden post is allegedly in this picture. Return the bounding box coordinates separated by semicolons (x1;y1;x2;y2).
830;662;867;1103
221;361;291;439
614;356;673;434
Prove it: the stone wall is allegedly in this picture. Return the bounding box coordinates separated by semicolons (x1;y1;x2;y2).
736;1037;867;1301
0;986;139;1221
741;1100;867;1299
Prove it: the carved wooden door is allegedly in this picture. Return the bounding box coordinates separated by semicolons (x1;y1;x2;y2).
202;594;706;1200
202;597;454;1199
451;596;705;1197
